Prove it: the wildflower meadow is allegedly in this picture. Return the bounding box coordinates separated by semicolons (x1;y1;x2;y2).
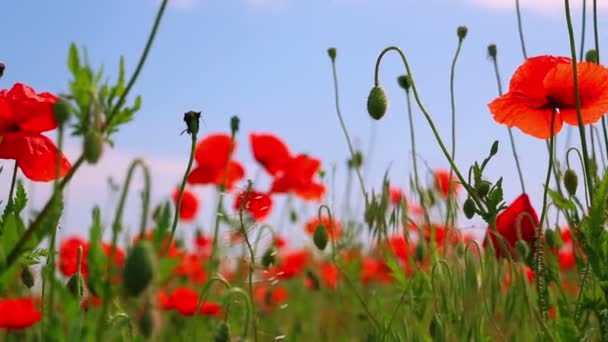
2;0;608;341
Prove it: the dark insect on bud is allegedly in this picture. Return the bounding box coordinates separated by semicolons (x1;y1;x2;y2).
457;26;468;40
397;75;411;91
313;224;329;251
463;198;476;219
487;44;497;59
183;111;201;136
123;241;156;297
327;48;337;61
367;86;388;120
84;131;104;164
563;169;578;196
21;266;35;288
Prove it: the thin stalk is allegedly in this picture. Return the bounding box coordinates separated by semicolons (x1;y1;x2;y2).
592;0;608;161
515;0;528;59
6;161;17;205
580;0;587;58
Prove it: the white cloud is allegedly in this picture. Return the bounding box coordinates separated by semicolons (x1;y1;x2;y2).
469;0;608;15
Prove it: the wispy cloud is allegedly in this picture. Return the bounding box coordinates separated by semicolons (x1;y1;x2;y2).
469;0;608;15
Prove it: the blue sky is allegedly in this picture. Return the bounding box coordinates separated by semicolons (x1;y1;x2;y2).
1;0;605;244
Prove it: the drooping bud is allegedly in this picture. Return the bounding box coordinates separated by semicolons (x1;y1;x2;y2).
183;111;201;137
83;131;104;164
544;229;556;249
585;49;599;63
414;242;427;262
463;198;476;219
230;115;240;135
563;169;578;196
487;44;497;60
289;210;298;223
138;307;157;338
475;181;491;198
53;100;71;126
214;321;231;342
457;26;468;40
397;75;411;91
66;272;85;300
367;86;388;120
327;48;337;61
261;247;277;268
123;241;156;297
515;240;530;261
21;266;34;288
313;224;329;251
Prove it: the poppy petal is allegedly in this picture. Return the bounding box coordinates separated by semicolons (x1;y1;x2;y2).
509;56;569;107
250;133;292;176
187;164;218;185
0;132;71;181
294;182;325;202
194;133;235;168
7;83;58;133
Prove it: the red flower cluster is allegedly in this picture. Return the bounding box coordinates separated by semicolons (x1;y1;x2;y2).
0;298;42;330
304;216;342;240
433;169;460;199
0;83;71;181
58;236;125;277
187;133;245;190
172;187;200;222
158;287;221;317
233;189;273;221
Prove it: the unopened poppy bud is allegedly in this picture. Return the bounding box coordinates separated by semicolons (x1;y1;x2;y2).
261;246;277;268
0;62;4;78
313;224;329;251
487;44;497;60
21;266;34;288
415;242;427;262
214;321;231;342
123;241;156;297
327;47;337;61
53;100;71;126
490;140;499;156
463;198;476;219
183;111;201;136
457;26;468;40
515;240;529;260
544;229;556;249
349;151;363;169
429;315;443;341
367;86;388;120
66;272;85;300
230;115;240;135
563;169;578;196
475;181;491;198
289;210;298;223
397;75;411;91
84;131;103;164
138;308;156;338
585;49;599;63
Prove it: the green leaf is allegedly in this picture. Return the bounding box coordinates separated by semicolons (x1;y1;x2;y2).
68;43;80;75
383;250;407;286
13;180;28;215
547;189;576;211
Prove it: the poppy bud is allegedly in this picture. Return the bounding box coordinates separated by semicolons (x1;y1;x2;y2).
585;49;599;63
289;210;298;223
261;247;277;268
0;62;4;78
327;47;337;61
563;169;578;196
21;266;34;288
397;75;411;91
463;198;476;219
138;308;156;338
515;240;529;260
490;140;499;156
84;131;103;164
415;242;427;262
349;151;363;169
53;100;71;126
475;181;491;198
66;272;85;300
214;321;231;342
429;315;444;341
367;86;388;120
183;111;201;136
544;229;556;249
123;241;156;297
487;44;497;60
313;224;329;251
230;115;240;135
306;269;321;290
457;26;468;40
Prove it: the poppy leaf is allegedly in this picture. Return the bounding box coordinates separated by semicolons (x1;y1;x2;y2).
68;43;80;75
13;180;27;216
547;189;576;211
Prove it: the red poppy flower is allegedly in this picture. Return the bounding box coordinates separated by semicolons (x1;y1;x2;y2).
360;257;393;284
0;83;71;181
59;237;89;277
304;216;341;240
266;249;310;280
172;187;199;222
166;287;220;317
250;133;292;176
558;246;576;271
273;235;288;249
433;169;460;198
233;189;273;221
489;55;608;139
175;253;207;284
270;154;325;201
0;298;42;330
320;263;339;289
484;193;539;258
253;285;288;311
187;133;245;190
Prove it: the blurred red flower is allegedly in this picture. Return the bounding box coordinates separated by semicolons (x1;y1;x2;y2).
0;298;42;330
250;133;292;176
0;83;71;181
165;287;221;317
172;187;199;222
320;263;339;289
433;169;460;198
489;55;608;139
187;133;244;190
270;154;325;201
304;216;341;240
233;189;273;221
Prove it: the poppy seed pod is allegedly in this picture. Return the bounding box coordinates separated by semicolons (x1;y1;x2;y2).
84;131;103;164
138;308;156;338
313;224;329;251
585;49;599;63
367;86;388;120
230;115;240;135
53;101;71;126
327;47;337;61
397;75;411;91
457;26;468;40
463;198;476;219
66;272;85;300
214;321;231;342
475;181;491;198
487;44;497;60
563;169;578;196
183;111;201;136
123;241;156;297
21;266;34;289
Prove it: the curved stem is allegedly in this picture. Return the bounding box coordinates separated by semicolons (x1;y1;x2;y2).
195;275;231;315
221;287;252;340
329;54;368;204
167;132;197;250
